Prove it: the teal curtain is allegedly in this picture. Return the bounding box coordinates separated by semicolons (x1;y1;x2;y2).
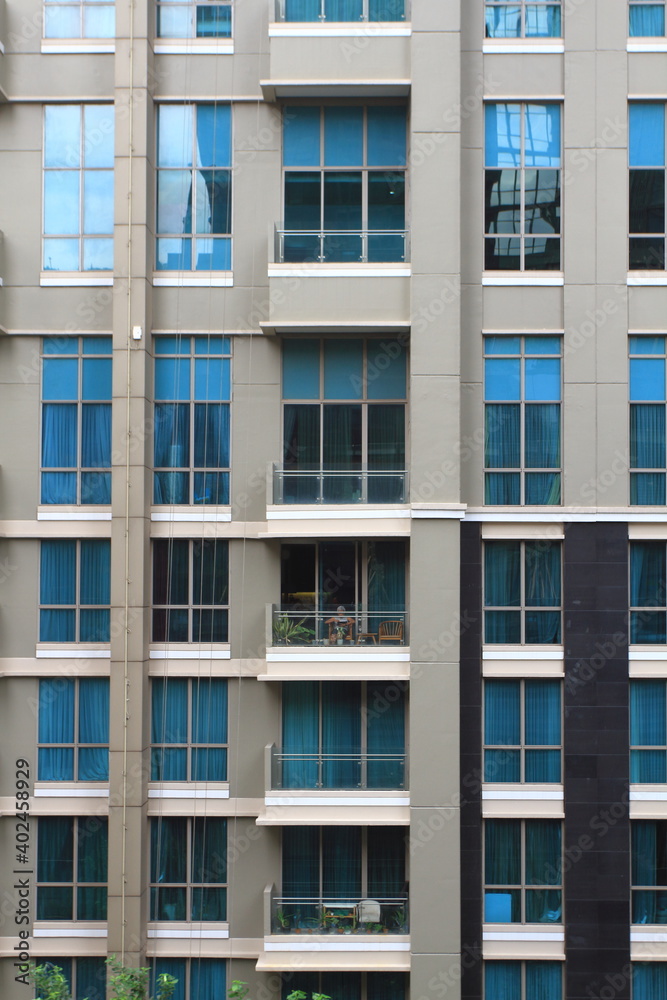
525;963;562;999
486;404;520;468
525;472;561;505
154;403;190;503
326;0;363;18
634;962;667;998
525;542;561;643
367;973;407;1000
368;827;405;897
525;404;560;467
75;958;107;1000
484;962;520;1000
40;540;76;641
323;827;361;897
150;817;188;920
81;403;112;469
369;0;405;18
525;680;561;782
78;678;109;780
525;821;561;922
631;472;666;505
484;680;520;782
283;404;320;503
632;822;658;922
77;818;108;919
368;540;406;614
282;827;319;926
367;681;406;788
191;959;226;1000
79;539;111;642
192;678;228;781
41;403;77;503
152;960;185;1000
630;5;666;36
486;472;520;505
631;404;666;468
285;0;320;19
525;5;561;37
368;404;406;503
38;679;74;780
151;677;188;780
283;681;319;788
486;820;520;884
323;404;361;501
191;818;227;920
322;681;361;787
37;817;74;918
631;681;667;782
631;542;667;642
484;541;521;643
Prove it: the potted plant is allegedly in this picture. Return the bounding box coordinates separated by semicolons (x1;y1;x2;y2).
272;615;314;645
275;908;291;933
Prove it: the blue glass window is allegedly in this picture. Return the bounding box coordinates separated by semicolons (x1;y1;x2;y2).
40;539;111;643
37;817;108;920
157;1;232;38
632;821;667;924
484;962;562;1000
484;820;562;924
630;2;666;37
484;540;561;644
157;105;232;271
630;541;667;643
281;0;406;21
38;678;110;781
630;104;667;269
44;2;115;41
43;106;114;271
152;539;229;643
630;337;667;504
38;958;108;1000
151;677;229;781
41;336;112;505
485;104;561;271
150;817;227;921
281;338;407;504
154;335;231;505
631;680;667;782
485;1;561;38
484;679;561;782
282;106;407;263
633;962;667;997
151;959;227;1000
485;336;561;506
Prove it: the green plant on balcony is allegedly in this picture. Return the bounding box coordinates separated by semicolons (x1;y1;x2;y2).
272;615;315;645
275;907;291;932
388;906;407;932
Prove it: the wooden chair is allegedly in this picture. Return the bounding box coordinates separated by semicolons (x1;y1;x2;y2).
378;620;404;644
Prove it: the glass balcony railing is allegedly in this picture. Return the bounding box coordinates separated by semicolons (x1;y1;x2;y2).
271;895;409;935
273;467;408;505
269;605;408;647
268;744;408;790
275;228;409;264
274;0;408;22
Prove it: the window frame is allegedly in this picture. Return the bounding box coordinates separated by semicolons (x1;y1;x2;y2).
631;679;667;782
42;106;115;273
150;676;229;782
43;0;116;40
631;819;667;925
36;816;108;921
483;818;563;925
281;104;409;264
38;677;110;782
40;336;113;506
629;103;667;271
483;335;562;506
484;0;562;39
153;334;232;506
483;679;563;784
155;103;233;273
484;102;562;272
39;539;111;644
629;335;667;505
281;336;408;504
150;816;228;922
629;0;666;37
156;0;233;39
151;538;230;644
629;540;667;644
483;539;563;645
483;961;563;1000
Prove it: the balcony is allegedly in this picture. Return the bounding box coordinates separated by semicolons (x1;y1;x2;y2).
274;0;409;21
275;228;409;265
267;744;407;791
272;466;408;505
264;2;410;102
270;893;409;936
262;605;411;681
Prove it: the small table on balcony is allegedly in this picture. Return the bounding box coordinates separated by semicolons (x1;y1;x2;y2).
322;902;357;931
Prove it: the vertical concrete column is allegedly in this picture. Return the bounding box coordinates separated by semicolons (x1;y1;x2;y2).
107;0;153;968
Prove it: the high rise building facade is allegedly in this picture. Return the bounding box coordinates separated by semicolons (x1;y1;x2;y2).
0;1;665;999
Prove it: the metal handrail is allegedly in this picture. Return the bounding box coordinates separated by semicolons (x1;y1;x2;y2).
275;227;410;264
273;466;408;504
